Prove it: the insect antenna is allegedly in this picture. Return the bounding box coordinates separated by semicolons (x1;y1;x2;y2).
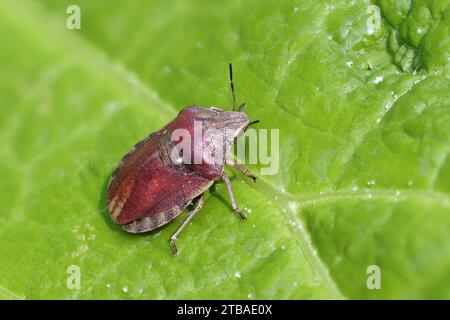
229;63;237;111
244;120;260;131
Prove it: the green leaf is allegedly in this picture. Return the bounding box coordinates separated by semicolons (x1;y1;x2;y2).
0;0;449;299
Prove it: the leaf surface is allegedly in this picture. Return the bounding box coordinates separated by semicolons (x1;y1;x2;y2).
0;0;449;299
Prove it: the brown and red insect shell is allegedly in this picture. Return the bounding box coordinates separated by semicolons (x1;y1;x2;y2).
107;105;249;231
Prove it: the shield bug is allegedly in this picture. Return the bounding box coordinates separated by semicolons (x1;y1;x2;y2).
107;64;259;254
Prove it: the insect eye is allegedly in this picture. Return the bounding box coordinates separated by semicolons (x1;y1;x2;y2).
174;149;185;165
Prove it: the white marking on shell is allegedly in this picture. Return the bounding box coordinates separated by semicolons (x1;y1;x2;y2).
108;197;117;213
110;194;127;220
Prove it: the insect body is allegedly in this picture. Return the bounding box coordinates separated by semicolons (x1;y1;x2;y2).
107;64;257;254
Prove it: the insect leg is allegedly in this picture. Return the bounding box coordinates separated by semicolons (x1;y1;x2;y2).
169;194;205;254
221;173;247;220
226;161;257;182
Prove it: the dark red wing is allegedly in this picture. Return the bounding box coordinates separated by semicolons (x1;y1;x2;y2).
107;130;212;225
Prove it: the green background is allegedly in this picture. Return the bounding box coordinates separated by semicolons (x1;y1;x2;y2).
0;0;449;299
